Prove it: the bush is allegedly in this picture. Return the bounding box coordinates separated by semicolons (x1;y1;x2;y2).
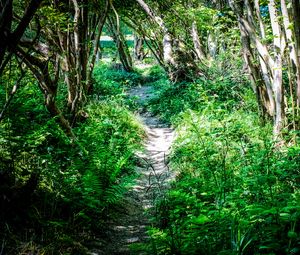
69;100;145;214
148;78;252;124
147;55;300;254
148;104;300;255
147;52;252;124
0;81;145;253
93;63;144;97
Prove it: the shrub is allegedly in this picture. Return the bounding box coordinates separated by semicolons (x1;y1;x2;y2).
0;84;145;253
149;107;300;254
93;63;144;97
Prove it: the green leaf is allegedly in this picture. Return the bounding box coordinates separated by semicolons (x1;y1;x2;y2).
191;215;210;225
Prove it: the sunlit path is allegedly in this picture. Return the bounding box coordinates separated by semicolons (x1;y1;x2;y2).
88;84;175;255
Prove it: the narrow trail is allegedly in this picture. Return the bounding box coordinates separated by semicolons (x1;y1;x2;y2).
88;85;175;255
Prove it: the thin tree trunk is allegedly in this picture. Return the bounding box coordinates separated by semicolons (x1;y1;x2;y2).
107;16;133;72
70;0;83;116
86;0;110;93
191;21;206;61
269;0;284;135
144;38;166;68
135;0;175;66
281;0;299;128
230;0;275;119
254;0;266;38
239;22;270;118
123;18;165;66
0;0;42;74
16;49;74;137
253;0;275;117
292;0;300;55
0;0;12;67
234;11;275;70
134;34;145;61
258;55;275;117
292;2;300;121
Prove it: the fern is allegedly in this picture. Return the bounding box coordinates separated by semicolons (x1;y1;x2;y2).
104;175;135;206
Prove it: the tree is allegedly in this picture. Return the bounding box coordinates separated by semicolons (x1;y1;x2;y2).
106;10;133;72
229;0;300;136
0;0;43;74
15;0;109;132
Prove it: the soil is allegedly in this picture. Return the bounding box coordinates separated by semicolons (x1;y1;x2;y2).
87;85;175;255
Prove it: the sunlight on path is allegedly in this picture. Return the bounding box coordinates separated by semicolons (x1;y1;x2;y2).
88;85;175;255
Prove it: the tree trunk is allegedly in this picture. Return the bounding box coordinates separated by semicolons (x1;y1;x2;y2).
69;0;84;117
0;0;12;68
191;21;206;62
281;0;299;128
230;1;275;118
254;0;266;38
269;0;284;135
135;0;175;67
253;0;275;117
0;0;42;74
16;49;74;137
86;0;110;93
292;0;300;56
124;18;166;67
107;16;133;72
258;55;275;117
134;34;145;61
239;22;272;119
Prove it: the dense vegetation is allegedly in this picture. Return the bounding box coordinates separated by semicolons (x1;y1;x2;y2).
146;57;300;255
1;0;300;254
0;64;145;253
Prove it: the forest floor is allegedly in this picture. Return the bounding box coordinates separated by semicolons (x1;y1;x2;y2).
88;85;175;254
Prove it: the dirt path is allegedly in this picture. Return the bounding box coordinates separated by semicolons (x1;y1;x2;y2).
88;85;174;255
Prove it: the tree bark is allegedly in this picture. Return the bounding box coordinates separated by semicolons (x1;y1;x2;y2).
0;0;42;74
281;0;300;125
191;21;206;62
239;22;272;119
0;0;13;67
292;0;300;56
16;48;74;136
269;0;285;135
135;0;175;66
230;0;275;115
107;15;133;72
252;0;275;117
69;0;84;116
86;0;110;93
254;0;266;38
134;34;145;61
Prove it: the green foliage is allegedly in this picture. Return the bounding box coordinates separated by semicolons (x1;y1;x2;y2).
100;37;134;58
147;56;300;254
93;63;145;96
143;65;169;83
148;54;251;124
0;69;145;253
149;104;300;254
71;100;145;211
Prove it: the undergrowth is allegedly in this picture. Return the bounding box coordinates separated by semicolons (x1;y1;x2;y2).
146;56;300;254
0;64;145;254
2;57;300;254
148;56;252;124
149;108;300;254
92;63;167;97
